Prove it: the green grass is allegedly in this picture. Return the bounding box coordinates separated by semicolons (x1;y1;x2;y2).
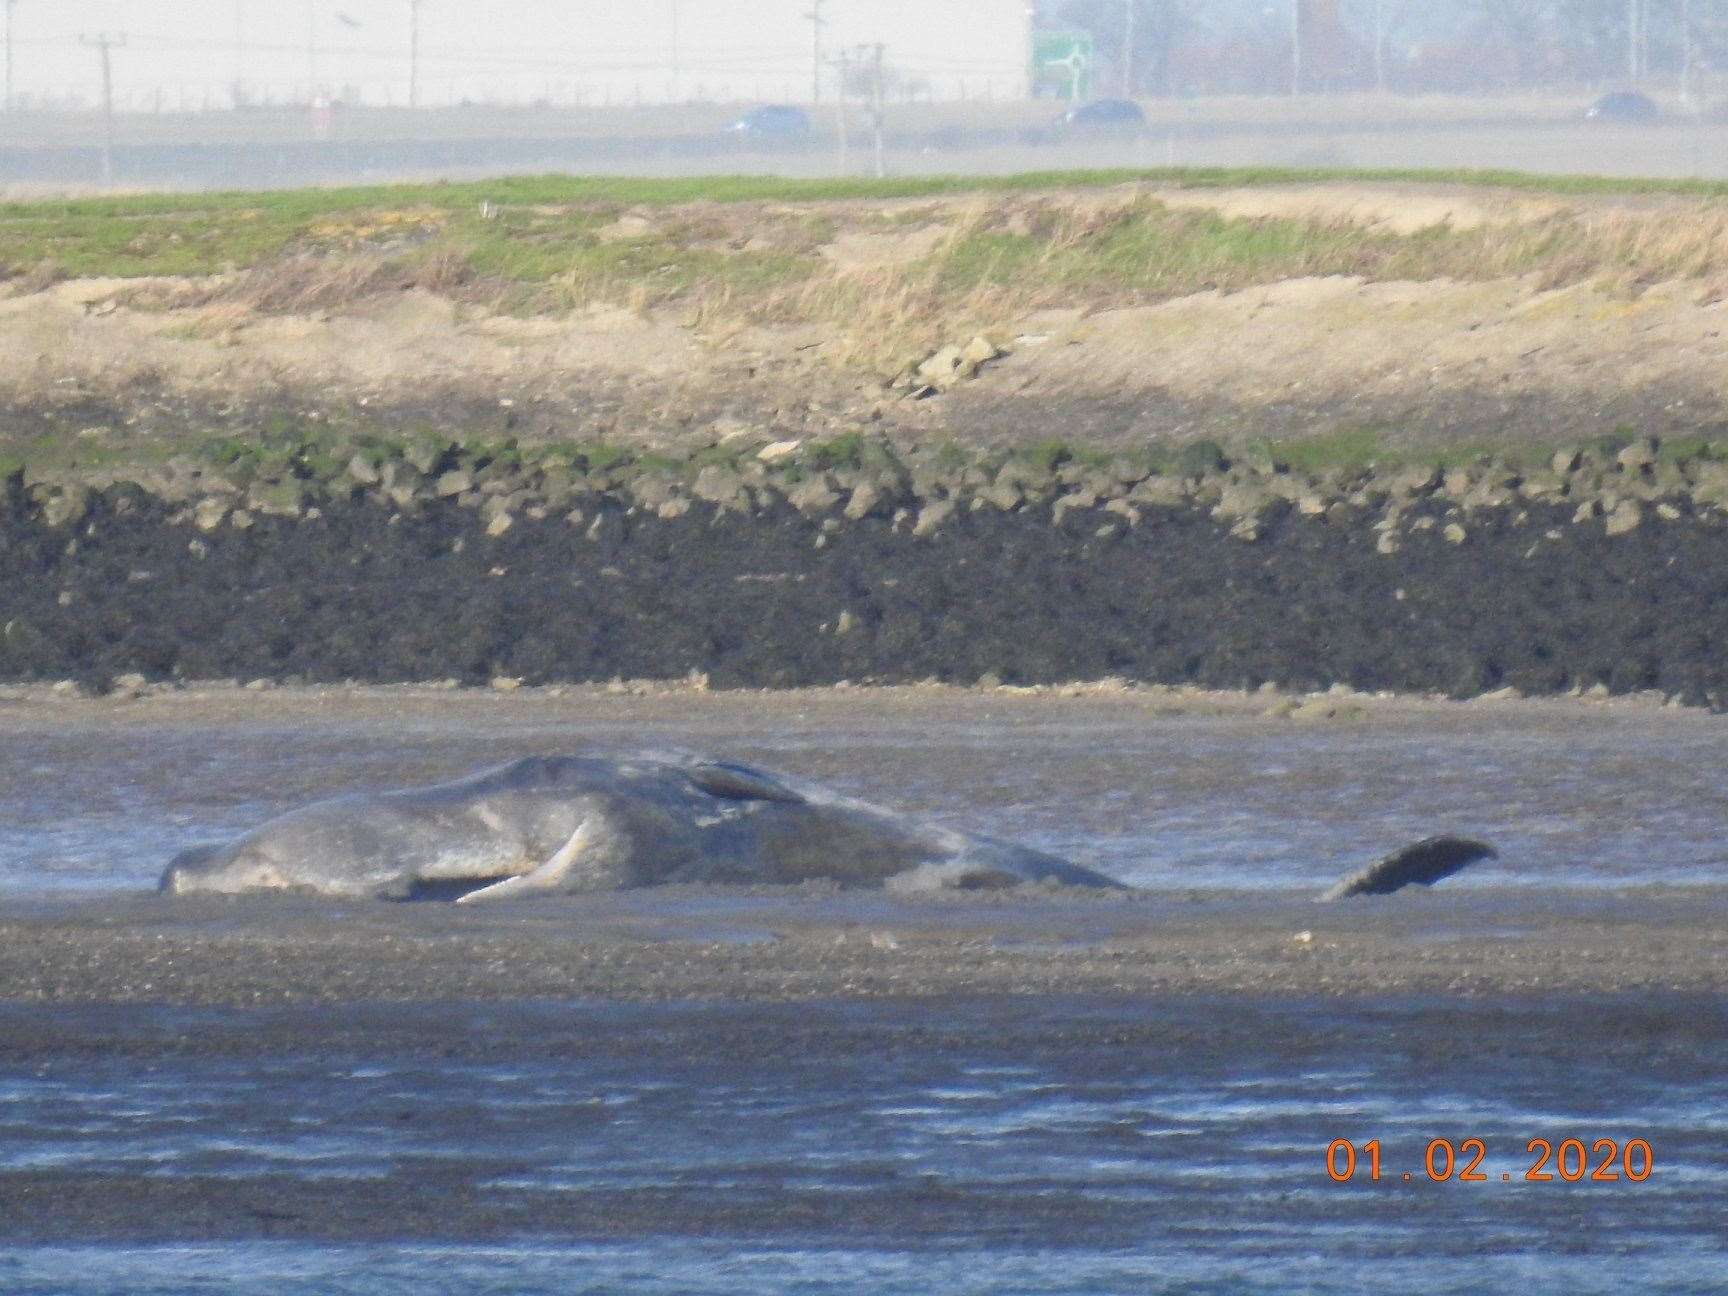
7;164;1728;283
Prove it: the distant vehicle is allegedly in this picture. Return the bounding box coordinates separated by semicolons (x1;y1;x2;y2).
1062;98;1146;129
726;105;812;137
1585;91;1659;123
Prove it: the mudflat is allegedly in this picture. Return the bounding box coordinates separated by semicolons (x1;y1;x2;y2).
2;885;1723;1005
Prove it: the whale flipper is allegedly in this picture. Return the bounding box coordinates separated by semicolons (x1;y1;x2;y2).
1320;836;1497;901
455;818;610;904
687;762;805;804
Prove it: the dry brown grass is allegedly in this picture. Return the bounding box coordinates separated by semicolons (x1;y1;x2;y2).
73;189;1728;371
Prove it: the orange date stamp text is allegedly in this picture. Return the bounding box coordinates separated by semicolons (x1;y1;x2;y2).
1325;1137;1653;1184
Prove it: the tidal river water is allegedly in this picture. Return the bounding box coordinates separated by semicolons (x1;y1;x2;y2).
5;689;1728;895
0;690;1724;1294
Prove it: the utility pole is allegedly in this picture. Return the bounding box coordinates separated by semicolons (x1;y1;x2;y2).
1372;0;1387;94
408;0;423;109
833;48;850;175
1121;0;1135;98
806;0;824;104
1627;0;1643;82
4;0;16;112
868;42;885;179
306;0;319;99
1680;0;1693;106
80;32;124;187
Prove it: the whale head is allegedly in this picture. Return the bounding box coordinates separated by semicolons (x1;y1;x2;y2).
159;839;293;895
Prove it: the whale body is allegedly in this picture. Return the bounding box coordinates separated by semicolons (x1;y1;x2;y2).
159;754;1125;901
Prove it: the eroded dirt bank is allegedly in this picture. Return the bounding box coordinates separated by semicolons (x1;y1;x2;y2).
8;179;1728;456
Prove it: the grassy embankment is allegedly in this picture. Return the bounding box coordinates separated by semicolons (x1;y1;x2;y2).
8;166;1728;477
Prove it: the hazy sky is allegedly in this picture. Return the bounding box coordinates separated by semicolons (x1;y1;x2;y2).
5;1;1035;108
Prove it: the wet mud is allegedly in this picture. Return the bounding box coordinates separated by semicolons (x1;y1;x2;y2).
4;479;1727;701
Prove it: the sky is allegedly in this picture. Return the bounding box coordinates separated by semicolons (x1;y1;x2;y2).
3;0;1037;109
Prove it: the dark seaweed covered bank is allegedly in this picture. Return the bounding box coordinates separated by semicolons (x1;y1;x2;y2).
3;433;1727;701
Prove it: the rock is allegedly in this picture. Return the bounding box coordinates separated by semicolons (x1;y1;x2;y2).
247;479;307;517
757;440;801;463
1228;516;1261;542
404;440;450;475
1572;498;1603;523
787;477;841;517
628;476;680;510
843;480;885;520
1050;490;1097;526
229;509;255;530
41;485;91;529
377;461;425;494
346;454;381;486
1461;485;1516;511
1517;471;1566;502
1212;482;1271;524
111;672;149;697
1551;447;1582;474
959;334;1003;376
1656;502;1683;521
1443;522;1468;545
1391;465;1442;497
834;609;857;635
693;465;747;508
192;498;230;532
912;498;956;538
1616;437;1659;473
656;497;692;520
1376;531;1401;555
485;511;513;537
490;676;522;691
1103;498;1142;527
916;345;966;388
1441;467;1474;497
434;469;474;498
980;482;1024;512
1604;499;1643;536
1127;476;1186;508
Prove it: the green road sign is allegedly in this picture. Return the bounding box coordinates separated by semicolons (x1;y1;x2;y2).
1033;30;1094;101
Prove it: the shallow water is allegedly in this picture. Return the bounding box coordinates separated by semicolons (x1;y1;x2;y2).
0;997;1723;1294
3;700;1726;1290
4;701;1728;894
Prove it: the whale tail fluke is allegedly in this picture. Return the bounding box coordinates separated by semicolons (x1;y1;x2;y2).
1319;836;1497;901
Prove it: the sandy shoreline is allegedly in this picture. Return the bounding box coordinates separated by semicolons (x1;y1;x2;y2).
3;885;1724;1005
0;676;1714;725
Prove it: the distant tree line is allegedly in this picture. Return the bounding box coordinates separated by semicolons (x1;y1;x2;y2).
1037;0;1728;96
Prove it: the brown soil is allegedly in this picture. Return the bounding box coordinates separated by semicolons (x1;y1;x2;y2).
8;180;1728;454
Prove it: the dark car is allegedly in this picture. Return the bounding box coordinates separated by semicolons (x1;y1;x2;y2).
1062;98;1146;129
1585;91;1659;123
726;104;812;137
